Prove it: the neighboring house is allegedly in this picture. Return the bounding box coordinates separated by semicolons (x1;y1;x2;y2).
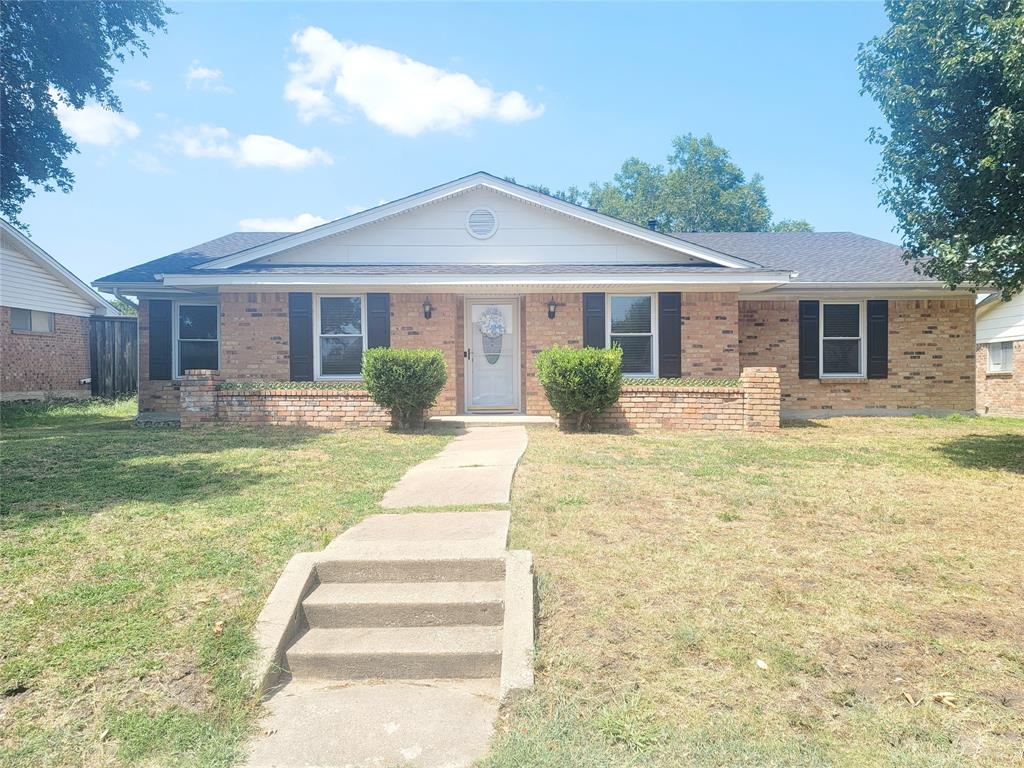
1;220;120;401
93;173;977;420
976;293;1024;416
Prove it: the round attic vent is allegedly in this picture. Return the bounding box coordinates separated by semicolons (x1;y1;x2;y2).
466;207;498;239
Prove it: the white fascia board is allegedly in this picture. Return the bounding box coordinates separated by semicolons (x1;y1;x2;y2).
762;282;975;299
194;173;759;271
160;270;793;288
2;219;120;315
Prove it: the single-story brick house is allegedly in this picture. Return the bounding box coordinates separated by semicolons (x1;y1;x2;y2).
2;219;121;401
976;292;1023;416
93;173;977;425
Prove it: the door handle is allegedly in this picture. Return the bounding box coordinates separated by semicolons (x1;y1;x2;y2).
464;348;472;360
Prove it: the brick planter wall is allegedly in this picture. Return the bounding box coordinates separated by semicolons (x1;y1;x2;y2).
179;370;389;428
588;367;780;432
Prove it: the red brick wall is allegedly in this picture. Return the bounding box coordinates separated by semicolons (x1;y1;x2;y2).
523;293;583;416
389;293;460;416
681;292;740;377
739;298;976;416
976;341;1024;416
138;299;181;413
1;305;90;400
219;292;290;380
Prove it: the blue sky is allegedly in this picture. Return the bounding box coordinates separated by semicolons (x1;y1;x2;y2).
21;1;897;286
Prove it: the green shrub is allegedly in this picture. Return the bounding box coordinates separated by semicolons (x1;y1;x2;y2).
535;345;623;430
362;347;447;429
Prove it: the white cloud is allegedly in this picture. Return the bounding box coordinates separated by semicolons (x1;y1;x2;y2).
237;213;329;232
186;60;232;93
285;27;544;136
125;79;152;91
53;97;140;146
132;151;171;174
166;124;332;169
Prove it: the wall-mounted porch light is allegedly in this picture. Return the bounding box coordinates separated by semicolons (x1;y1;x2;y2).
422;298;434;320
547;297;560;319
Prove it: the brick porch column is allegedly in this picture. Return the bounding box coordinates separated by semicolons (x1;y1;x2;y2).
740;367;781;432
180;369;220;427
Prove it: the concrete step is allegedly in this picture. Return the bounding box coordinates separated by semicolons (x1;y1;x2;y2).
316;556;505;584
303;581;505;628
286;626;503;680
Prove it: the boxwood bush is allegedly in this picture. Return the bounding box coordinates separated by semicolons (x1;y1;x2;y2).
362;347;447;429
536;345;623;430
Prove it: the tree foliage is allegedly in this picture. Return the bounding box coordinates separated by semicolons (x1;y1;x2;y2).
859;0;1024;297
519;134;805;233
1;1;171;226
771;219;814;232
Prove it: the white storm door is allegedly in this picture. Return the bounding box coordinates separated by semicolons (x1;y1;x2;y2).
466;300;519;411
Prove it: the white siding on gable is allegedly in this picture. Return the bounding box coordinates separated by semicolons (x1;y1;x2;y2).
258;188;705;267
977;294;1024;343
0;246;97;316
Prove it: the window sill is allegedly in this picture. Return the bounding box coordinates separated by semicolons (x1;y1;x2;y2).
817;377;869;385
985;371;1014;378
11;329;54;335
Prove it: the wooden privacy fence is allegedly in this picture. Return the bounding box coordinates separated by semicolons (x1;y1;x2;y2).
89;316;138;398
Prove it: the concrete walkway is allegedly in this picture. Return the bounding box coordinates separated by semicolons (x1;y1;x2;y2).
380;425;528;508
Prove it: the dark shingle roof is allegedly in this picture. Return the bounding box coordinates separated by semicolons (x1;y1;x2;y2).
94;232;286;284
670;231;929;283
96;229;928;286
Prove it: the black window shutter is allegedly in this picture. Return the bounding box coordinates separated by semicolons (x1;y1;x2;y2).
866;299;889;379
657;292;682;378
148;299;172;381
288;292;314;381
798;300;820;379
366;293;390;349
582;292;606;348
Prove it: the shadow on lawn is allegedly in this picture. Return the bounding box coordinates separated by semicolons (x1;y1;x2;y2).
935;433;1024;474
1;423;318;529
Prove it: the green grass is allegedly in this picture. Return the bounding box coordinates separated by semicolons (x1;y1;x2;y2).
481;415;1024;768
0;398;450;767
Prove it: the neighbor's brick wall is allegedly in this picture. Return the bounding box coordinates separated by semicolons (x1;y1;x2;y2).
390;293;460;416
138;299;180;413
976;341;1024;416
739;298;976;416
0;305;91;400
219;292;290;380
523;293;583;416
681;292;740;378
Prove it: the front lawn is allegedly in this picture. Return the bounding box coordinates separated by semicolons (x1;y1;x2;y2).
0;399;449;767
484;416;1024;768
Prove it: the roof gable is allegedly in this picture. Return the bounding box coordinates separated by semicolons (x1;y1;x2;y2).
1;219;119;314
195;173;759;271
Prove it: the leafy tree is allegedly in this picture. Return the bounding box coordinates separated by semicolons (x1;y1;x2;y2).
503;177;586;205
771;219;814;232
1;1;171;227
859;0;1024;297
521;134;803;233
110;298;138;316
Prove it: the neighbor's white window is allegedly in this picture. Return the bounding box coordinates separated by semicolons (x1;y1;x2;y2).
175;303;219;377
988;341;1014;373
11;308;54;332
820;302;865;377
317;296;365;378
608;294;656;376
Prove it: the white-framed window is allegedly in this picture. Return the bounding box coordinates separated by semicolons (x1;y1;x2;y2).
607;294;657;377
10;308;54;333
315;295;365;379
988;341;1015;373
174;301;219;377
820;301;866;378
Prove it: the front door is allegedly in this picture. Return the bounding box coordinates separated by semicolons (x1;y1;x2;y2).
465;300;519;411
